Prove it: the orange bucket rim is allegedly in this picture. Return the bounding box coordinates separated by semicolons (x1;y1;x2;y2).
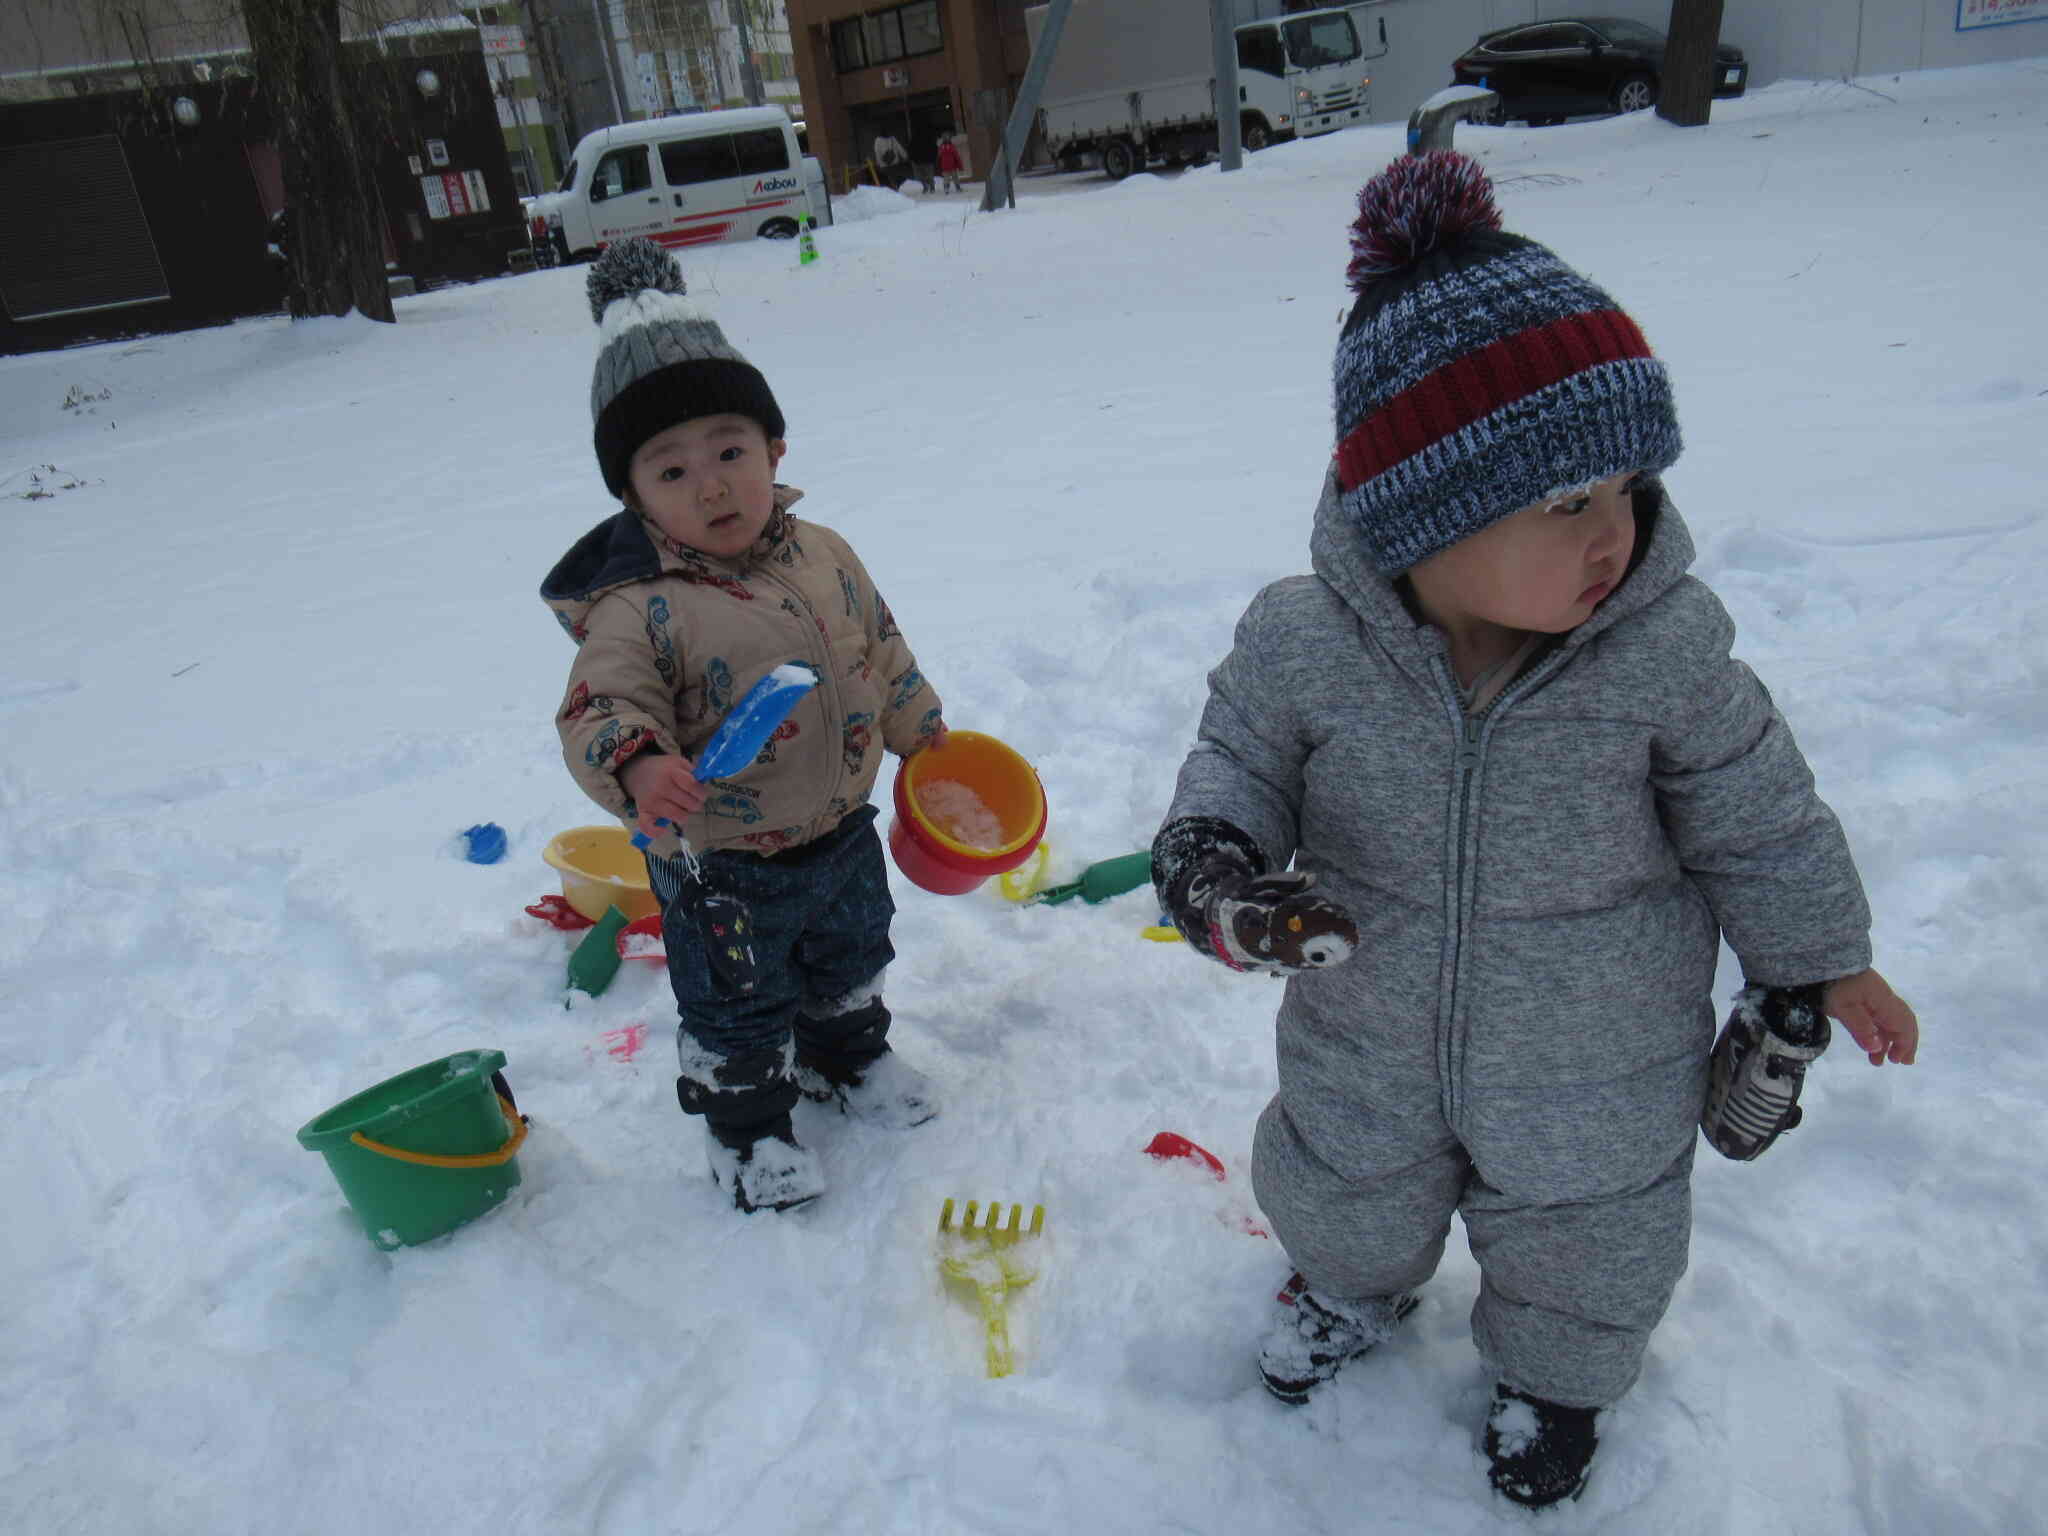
899;731;1045;863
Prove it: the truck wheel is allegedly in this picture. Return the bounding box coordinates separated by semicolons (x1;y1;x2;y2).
1242;117;1271;152
757;217;800;240
1101;138;1139;181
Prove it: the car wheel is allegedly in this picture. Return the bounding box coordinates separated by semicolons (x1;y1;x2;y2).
1242;117;1271;152
758;217;799;240
1480;98;1506;126
1613;74;1657;113
1101;137;1139;181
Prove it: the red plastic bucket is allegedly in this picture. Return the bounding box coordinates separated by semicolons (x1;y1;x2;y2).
889;731;1047;895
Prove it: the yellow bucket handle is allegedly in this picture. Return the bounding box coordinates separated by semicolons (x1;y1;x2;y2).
350;1094;528;1169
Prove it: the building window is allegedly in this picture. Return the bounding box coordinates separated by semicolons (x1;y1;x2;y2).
830;0;944;73
898;1;942;56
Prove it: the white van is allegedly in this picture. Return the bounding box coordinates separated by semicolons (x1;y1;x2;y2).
530;106;830;264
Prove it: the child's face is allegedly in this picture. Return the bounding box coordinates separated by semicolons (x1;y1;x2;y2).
1408;469;1640;638
626;414;785;559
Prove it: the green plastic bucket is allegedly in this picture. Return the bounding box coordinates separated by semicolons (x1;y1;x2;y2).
296;1049;525;1250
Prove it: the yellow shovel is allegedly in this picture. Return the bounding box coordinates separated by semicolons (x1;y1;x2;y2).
937;1198;1046;1378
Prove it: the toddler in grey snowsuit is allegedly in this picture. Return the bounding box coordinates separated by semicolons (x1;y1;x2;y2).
1152;153;1919;1509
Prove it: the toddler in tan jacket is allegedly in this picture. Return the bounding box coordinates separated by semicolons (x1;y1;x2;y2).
543;238;946;1213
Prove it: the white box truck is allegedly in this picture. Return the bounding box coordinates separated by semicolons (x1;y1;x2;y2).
1027;0;1374;180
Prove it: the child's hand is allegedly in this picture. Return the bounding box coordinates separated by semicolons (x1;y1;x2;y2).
1823;969;1919;1065
618;752;708;843
906;720;949;755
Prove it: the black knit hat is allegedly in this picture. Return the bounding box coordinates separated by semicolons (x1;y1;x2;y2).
585;238;786;496
1333;152;1682;573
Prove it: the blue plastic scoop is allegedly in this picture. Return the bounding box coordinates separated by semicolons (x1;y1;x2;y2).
632;663;818;849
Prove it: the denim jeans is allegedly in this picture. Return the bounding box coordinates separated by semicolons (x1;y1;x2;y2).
647;805;896;1126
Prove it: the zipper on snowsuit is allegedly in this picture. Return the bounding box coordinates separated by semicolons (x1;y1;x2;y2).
1433;664;1482;1131
1430;650;1565;1131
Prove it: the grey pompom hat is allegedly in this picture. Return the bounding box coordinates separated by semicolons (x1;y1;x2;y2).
585;237;785;495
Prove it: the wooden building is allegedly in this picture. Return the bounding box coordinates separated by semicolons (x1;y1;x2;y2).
782;0;1033;189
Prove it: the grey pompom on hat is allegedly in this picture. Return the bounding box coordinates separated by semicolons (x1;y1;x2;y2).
586;237;786;496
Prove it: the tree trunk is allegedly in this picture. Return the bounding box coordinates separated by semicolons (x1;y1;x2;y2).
242;0;395;322
1657;0;1726;128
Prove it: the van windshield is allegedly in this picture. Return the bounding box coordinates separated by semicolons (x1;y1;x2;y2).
1281;14;1359;68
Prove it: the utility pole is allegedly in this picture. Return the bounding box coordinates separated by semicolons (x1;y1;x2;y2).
498;56;543;194
982;0;1075;212
1211;0;1242;172
1657;0;1725;127
588;0;632;122
731;0;763;107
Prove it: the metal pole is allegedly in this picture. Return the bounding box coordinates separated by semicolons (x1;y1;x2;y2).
982;0;1074;213
588;0;630;123
732;0;764;107
500;58;543;195
1211;0;1241;172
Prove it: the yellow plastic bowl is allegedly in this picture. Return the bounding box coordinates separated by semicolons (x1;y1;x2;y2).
541;825;659;923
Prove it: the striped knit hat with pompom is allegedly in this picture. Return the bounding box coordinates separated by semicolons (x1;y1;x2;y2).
586;237;785;495
1333;151;1681;574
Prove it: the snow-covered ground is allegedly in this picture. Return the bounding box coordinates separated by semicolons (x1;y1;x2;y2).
4;63;2046;1535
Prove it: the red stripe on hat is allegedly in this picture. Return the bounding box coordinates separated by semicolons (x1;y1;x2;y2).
1336;309;1653;491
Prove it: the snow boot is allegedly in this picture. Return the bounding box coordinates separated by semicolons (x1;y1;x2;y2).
703;1113;824;1213
1258;1273;1419;1404
1701;984;1831;1160
795;1045;938;1129
1484;1383;1599;1508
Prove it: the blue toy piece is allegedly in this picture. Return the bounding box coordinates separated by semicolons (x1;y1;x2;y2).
631;664;818;850
463;823;507;864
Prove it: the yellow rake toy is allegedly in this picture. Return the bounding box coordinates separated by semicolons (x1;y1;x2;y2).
937;1198;1046;1378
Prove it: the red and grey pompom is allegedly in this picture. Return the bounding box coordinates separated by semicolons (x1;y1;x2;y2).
1346;151;1503;290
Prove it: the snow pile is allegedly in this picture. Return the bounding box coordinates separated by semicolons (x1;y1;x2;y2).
827;183;925;223
2;62;2045;1535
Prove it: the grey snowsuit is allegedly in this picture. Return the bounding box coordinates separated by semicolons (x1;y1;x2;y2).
1164;477;1872;1407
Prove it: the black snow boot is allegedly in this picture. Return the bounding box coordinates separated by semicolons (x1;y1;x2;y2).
1258;1272;1419;1404
702;1112;824;1214
1484;1383;1600;1508
1701;983;1831;1160
677;1046;819;1213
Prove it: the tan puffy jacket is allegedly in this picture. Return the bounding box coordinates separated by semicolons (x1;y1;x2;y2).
542;486;942;855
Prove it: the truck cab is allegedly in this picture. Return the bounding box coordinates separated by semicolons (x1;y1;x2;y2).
1029;1;1373;181
1234;8;1371;146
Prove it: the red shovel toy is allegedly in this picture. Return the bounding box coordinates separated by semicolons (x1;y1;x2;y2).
1143;1132;1269;1237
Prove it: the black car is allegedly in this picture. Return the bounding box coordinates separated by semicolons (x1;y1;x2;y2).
1452;17;1747;126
